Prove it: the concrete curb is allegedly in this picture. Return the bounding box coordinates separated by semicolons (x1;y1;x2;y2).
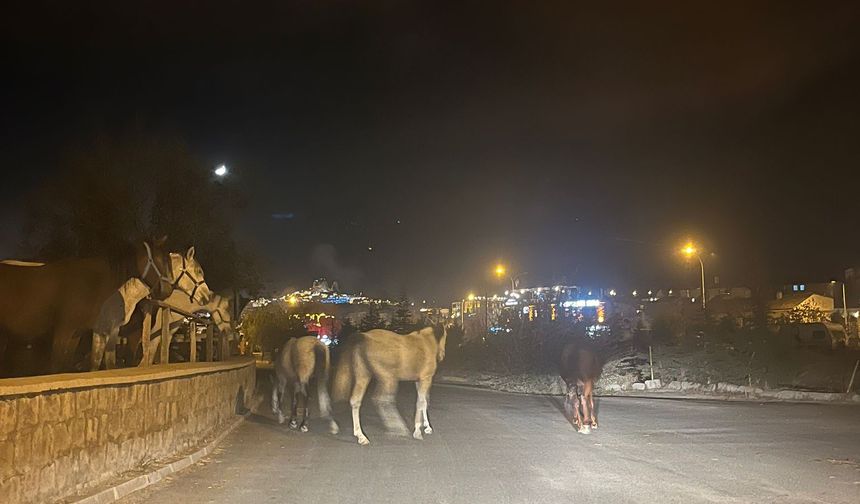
437;374;860;404
70;408;253;504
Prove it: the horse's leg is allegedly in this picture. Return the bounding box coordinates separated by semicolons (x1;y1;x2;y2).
375;377;409;436
104;328;119;369
317;373;339;435
271;376;286;424
576;383;591;434
413;379;432;440
586;381;598;429
297;380;309;433
350;371;371;445
289;381;300;429
564;387;576;426
90;331;106;371
51;322;83;373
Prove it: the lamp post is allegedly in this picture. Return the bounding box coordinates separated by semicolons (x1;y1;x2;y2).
681;243;706;310
831;279;849;333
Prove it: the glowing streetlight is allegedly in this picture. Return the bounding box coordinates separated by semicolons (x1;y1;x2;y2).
467;293;475;301
287;295;298;306
214;164;228;177
494;264;506;278
680;241;706;310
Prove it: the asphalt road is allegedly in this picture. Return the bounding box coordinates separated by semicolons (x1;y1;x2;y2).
120;384;860;504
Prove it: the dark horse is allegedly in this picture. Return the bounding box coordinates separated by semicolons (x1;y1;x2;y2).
0;238;173;376
559;341;604;434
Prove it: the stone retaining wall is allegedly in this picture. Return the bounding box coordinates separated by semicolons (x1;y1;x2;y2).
0;358;255;504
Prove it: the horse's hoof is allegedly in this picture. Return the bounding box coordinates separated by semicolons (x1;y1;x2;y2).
424;426;433;435
329;422;340;435
289;420;298;429
277;414;285;425
578;425;592;435
300;425;309;433
413;430;424;440
357;435;370;446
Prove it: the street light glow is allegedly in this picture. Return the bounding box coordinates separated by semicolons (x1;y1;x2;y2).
214;164;228;177
467;293;475;301
494;264;506;277
682;242;697;257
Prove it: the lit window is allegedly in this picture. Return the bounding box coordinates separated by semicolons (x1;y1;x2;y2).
792;285;798;292
799;284;806;291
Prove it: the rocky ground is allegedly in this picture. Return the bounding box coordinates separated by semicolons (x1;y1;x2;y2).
439;339;860;402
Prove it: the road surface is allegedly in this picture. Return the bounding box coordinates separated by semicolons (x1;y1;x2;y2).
120;384;860;504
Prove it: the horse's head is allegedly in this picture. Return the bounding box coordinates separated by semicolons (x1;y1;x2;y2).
208;293;233;334
137;236;175;299
170;246;213;304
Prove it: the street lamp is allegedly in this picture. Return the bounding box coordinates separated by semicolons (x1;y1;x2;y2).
681;242;707;310
214;164;228;177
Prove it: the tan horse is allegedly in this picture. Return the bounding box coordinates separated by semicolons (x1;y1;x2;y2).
559;342;603;434
333;325;447;445
0;238;173;376
271;336;338;434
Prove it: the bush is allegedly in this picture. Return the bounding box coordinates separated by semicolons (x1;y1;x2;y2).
240;302;306;354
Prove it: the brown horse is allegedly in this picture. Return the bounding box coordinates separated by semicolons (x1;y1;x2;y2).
0;238;173;376
332;325;447;445
559;341;603;434
271;336;338;434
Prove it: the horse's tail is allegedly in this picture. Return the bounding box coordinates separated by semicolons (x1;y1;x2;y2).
436;325;448;362
312;341;336;430
331;339;357;403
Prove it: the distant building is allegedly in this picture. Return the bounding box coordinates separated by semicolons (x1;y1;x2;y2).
767;293;834;324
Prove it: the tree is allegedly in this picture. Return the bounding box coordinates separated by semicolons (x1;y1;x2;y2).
782;301;830;324
240;302;306;354
337;318;359;345
359;304;385;332
389;297;414;333
19;131;260;293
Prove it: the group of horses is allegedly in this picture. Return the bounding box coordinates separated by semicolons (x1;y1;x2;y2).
271;325;448;445
0;238;231;377
271;323;603;446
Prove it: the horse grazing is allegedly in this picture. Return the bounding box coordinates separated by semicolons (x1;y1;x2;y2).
0;239;174;376
559;341;604;434
333;325;447;446
271;336;338;434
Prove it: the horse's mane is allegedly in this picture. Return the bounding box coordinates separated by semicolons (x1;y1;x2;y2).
106;241;144;287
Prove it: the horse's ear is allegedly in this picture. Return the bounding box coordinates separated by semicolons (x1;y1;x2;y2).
186;246;196;260
155;235;168;247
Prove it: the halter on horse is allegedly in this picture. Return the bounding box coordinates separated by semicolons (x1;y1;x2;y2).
169;248;211;304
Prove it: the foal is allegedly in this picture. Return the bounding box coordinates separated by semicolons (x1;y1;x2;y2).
559;342;603;434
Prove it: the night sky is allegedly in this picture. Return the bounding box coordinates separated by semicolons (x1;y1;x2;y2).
2;1;860;301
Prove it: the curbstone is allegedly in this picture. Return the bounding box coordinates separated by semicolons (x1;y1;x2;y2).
644;379;662;390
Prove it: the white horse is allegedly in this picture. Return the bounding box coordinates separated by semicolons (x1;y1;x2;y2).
169;247;212;305
90;246;211;370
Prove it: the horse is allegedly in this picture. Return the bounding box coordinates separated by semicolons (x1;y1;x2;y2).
558;341;604;434
88;247;213;370
169;247;212;305
124;290;233;367
332;325;447;446
271;336;339;434
0;238;174;376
